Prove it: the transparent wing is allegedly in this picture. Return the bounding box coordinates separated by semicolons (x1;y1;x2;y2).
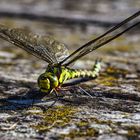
60;10;140;66
0;25;69;64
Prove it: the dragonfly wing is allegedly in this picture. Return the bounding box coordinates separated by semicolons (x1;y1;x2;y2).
63;36;111;65
59;10;140;66
0;25;69;64
46;38;69;62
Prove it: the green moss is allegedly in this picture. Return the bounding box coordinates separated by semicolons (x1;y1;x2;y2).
67;127;98;138
61;120;98;138
105;66;129;77
125;125;140;137
127;130;137;136
61;118;114;138
96;76;118;86
96;66;129;87
76;120;89;127
90;117;113;125
33;106;76;132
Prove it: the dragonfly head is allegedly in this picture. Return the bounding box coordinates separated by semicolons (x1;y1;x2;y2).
38;72;59;93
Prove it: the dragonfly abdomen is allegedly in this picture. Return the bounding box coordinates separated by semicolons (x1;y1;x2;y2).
67;60;101;80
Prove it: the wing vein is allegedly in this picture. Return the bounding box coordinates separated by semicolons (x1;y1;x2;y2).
59;10;140;66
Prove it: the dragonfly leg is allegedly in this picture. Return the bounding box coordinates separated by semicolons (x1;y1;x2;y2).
33;91;60;112
78;86;94;99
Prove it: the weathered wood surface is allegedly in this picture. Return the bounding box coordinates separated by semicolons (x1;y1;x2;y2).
0;0;140;140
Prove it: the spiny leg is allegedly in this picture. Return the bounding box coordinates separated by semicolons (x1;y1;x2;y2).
78;86;94;99
42;89;75;110
55;89;77;103
35;90;73;111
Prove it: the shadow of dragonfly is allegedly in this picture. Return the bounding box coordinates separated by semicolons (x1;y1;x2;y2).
0;86;99;111
0;89;61;111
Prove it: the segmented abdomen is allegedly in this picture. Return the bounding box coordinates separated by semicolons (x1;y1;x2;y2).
59;60;101;84
69;60;101;79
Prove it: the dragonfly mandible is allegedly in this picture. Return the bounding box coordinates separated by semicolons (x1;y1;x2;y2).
0;10;139;96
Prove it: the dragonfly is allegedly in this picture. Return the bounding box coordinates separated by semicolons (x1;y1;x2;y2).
0;10;139;98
